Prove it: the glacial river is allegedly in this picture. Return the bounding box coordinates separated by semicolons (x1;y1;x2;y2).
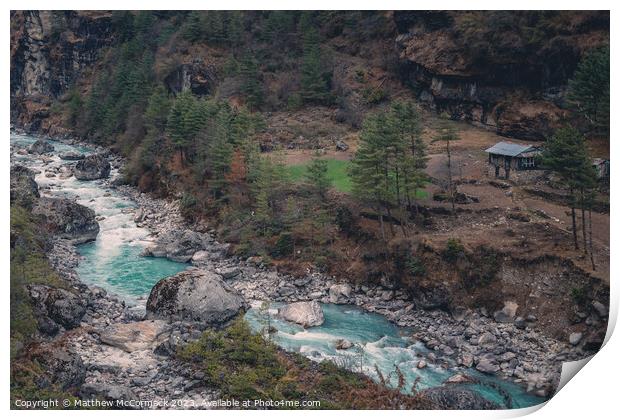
11;132;545;409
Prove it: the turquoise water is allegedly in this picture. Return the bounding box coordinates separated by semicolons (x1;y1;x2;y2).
246;303;546;409
10;133;188;301
11;132;545;409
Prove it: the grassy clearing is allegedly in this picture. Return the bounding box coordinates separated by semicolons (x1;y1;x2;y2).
285;158;429;199
286;158;353;193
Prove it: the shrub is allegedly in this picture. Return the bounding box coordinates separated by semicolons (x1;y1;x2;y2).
443;238;464;263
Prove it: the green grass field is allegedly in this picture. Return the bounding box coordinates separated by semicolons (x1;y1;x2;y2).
286;159;354;192
285;158;428;198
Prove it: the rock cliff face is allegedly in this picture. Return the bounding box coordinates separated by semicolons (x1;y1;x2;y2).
10;11;114;131
394;11;609;139
10;11;609;141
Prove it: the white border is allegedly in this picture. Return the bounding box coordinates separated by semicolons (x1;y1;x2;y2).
3;2;617;419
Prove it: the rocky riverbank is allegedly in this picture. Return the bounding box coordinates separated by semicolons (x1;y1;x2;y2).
10;131;601;407
114;169;593;399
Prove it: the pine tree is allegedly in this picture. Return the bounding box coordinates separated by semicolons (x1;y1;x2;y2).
432;114;460;215
542;126;594;250
144;86;171;134
300;27;330;104
568;45;610;136
239;53;263;111
306;154;331;198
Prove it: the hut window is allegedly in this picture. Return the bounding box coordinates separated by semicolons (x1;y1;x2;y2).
522;157;535;168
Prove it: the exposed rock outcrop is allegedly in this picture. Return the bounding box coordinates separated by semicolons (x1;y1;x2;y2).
278;301;324;327
146;268;246;326
10;165;40;209
30;342;87;390
99;320;171;353
418;386;498;410
33;197;99;244
28;284;88;333
74;154;111;180
28;138;54;154
142;229;222;263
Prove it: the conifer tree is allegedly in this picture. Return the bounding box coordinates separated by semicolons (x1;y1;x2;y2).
300;27;330;104
239;53;263;111
306;154;331;199
568;45;610;135
432;114;460;215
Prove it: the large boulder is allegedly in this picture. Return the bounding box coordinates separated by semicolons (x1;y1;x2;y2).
28;284;88;332
99;320;171;352
328;284;353;303
146;268;246;326
33;197;99;244
143;229;209;263
28;139;55;154
74;154;111;180
418;386;498;410
10;165;40;209
475;354;500;374
278;301;324;327
80;383;137;403
493;301;519;323
30;343;86;390
59;151;85;161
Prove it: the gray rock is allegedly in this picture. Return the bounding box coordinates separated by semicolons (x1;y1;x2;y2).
279;301;324;327
28;284;87;331
592;301;607;318
336;338;353;350
329;284;353;303
335;140;349;151
514;316;526;329
74;154;111;180
59;151;85;161
476;355;500;374
220;267;241;279
459;353;474;368
147;269;246;326
569;332;583;346
33;344;86;390
28;139;54;154
32;197;99;244
478;332;497;347
451;306;468;322
419;386;498;409
80;383;137;403
100;320;171;352
493;301;518;323
145;230;208;263
417;360;427;369
444;373;474;384
10;165;40;209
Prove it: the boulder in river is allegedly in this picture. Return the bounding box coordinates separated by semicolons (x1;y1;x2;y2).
146;268;246;326
143;229;209;263
32;197;99;244
418;386;498;409
28;139;55;154
28;284;87;332
278;301;324;327
59;151;85;161
335;338;353;350
99;320;171;352
74;154;111;180
10;165;40;209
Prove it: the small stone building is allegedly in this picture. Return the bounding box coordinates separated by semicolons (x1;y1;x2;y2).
485;141;543;182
